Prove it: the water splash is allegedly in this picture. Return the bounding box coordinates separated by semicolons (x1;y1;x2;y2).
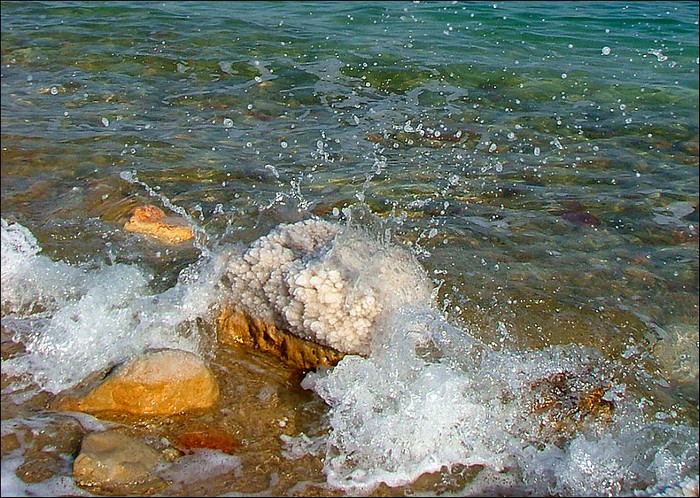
1;218;224;395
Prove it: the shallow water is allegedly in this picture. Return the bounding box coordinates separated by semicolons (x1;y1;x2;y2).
1;1;698;496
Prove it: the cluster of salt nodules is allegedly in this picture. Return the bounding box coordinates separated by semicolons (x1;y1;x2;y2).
221;217;433;355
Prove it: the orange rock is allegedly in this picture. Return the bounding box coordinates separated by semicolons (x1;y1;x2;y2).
55;349;219;416
130;204;166;222
124;204;193;244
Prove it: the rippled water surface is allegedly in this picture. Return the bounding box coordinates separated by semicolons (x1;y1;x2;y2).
2;1;698;496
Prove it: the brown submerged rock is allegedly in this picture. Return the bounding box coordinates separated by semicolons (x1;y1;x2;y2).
216;305;346;371
124;204;193;244
552;200;601;228
526;370;615;445
54;349;219;416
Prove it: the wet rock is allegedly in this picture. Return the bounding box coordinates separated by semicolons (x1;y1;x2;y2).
15;452;66;483
54;349;219;416
681;204;698;222
674;140;699;156
124;204;193;244
1;432;21;454
653;323;699;390
217;306;345;371
525;370;615;445
4;414;87;484
73;430;163;490
2;415;86;458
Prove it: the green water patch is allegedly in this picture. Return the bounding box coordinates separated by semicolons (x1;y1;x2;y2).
435;63;527;92
339;63;434;94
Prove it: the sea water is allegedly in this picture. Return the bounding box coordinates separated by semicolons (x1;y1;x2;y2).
1;1;698;496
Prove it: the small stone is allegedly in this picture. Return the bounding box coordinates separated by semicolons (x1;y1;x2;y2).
554;200;601;228
54;349;219;416
161;447;183;462
173;426;239;454
15;452;65;483
1;432;20;454
124;204;194;244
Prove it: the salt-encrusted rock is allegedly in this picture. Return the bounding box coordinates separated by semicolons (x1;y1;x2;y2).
73;430;162;489
217;306;345;371
124;204;193;244
221;218;432;356
54;349;218;416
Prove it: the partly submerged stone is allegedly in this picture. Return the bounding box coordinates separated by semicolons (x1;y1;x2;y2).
73;430;164;491
54;349;219;416
216;305;345;371
124;204;193;244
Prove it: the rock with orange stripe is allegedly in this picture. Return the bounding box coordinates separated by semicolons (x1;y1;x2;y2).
124;204;193;244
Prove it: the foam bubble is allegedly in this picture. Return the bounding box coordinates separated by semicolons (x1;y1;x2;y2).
155;449;242;493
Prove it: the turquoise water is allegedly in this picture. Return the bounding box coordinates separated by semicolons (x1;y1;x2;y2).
2;2;698;496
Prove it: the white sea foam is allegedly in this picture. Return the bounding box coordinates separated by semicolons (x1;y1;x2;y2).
155;449;242;493
1;218;86;315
